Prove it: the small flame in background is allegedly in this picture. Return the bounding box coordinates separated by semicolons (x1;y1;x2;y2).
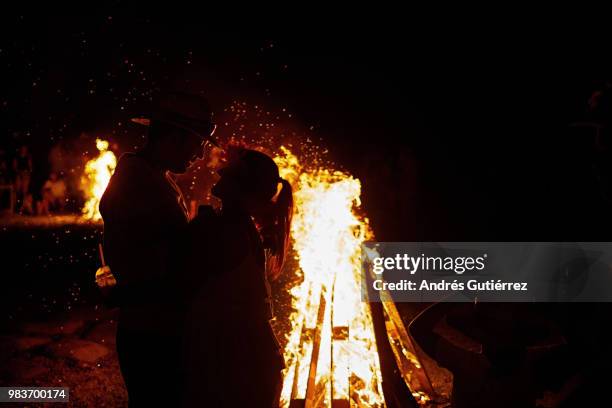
275;146;385;407
81;139;117;221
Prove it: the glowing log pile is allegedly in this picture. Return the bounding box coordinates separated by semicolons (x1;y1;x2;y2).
274;146;385;408
81;139;117;221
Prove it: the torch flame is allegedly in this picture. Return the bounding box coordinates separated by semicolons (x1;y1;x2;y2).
275;146;385;407
81;139;117;221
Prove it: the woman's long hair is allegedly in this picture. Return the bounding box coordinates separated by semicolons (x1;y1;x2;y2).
264;177;293;280
229;147;293;280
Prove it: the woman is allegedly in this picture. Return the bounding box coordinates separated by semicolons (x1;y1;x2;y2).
183;147;293;407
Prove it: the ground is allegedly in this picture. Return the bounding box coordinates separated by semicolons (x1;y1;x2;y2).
0;305;127;407
0;216;126;407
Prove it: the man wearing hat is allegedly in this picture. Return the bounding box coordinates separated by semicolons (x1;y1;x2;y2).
99;91;217;407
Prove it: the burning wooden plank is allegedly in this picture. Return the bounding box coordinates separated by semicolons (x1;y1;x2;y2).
382;297;437;405
304;294;327;408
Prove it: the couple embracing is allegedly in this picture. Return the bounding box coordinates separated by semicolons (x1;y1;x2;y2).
98;92;293;407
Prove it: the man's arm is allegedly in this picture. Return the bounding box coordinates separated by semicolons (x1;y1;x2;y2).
100;158;178;291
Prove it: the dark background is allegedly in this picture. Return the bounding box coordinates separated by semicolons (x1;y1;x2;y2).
1;15;611;242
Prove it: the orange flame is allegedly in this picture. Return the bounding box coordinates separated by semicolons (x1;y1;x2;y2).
81;139;117;221
275;146;385;407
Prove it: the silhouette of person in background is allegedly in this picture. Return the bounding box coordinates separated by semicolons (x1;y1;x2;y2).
39;172;67;214
13;145;32;214
183;147;293;407
99;91;217;407
0;148;9;185
0;148;13;214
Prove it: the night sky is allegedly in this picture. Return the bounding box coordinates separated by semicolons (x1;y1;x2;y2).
1;15;610;241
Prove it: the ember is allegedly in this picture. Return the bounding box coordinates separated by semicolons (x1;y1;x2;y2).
81;139;117;221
